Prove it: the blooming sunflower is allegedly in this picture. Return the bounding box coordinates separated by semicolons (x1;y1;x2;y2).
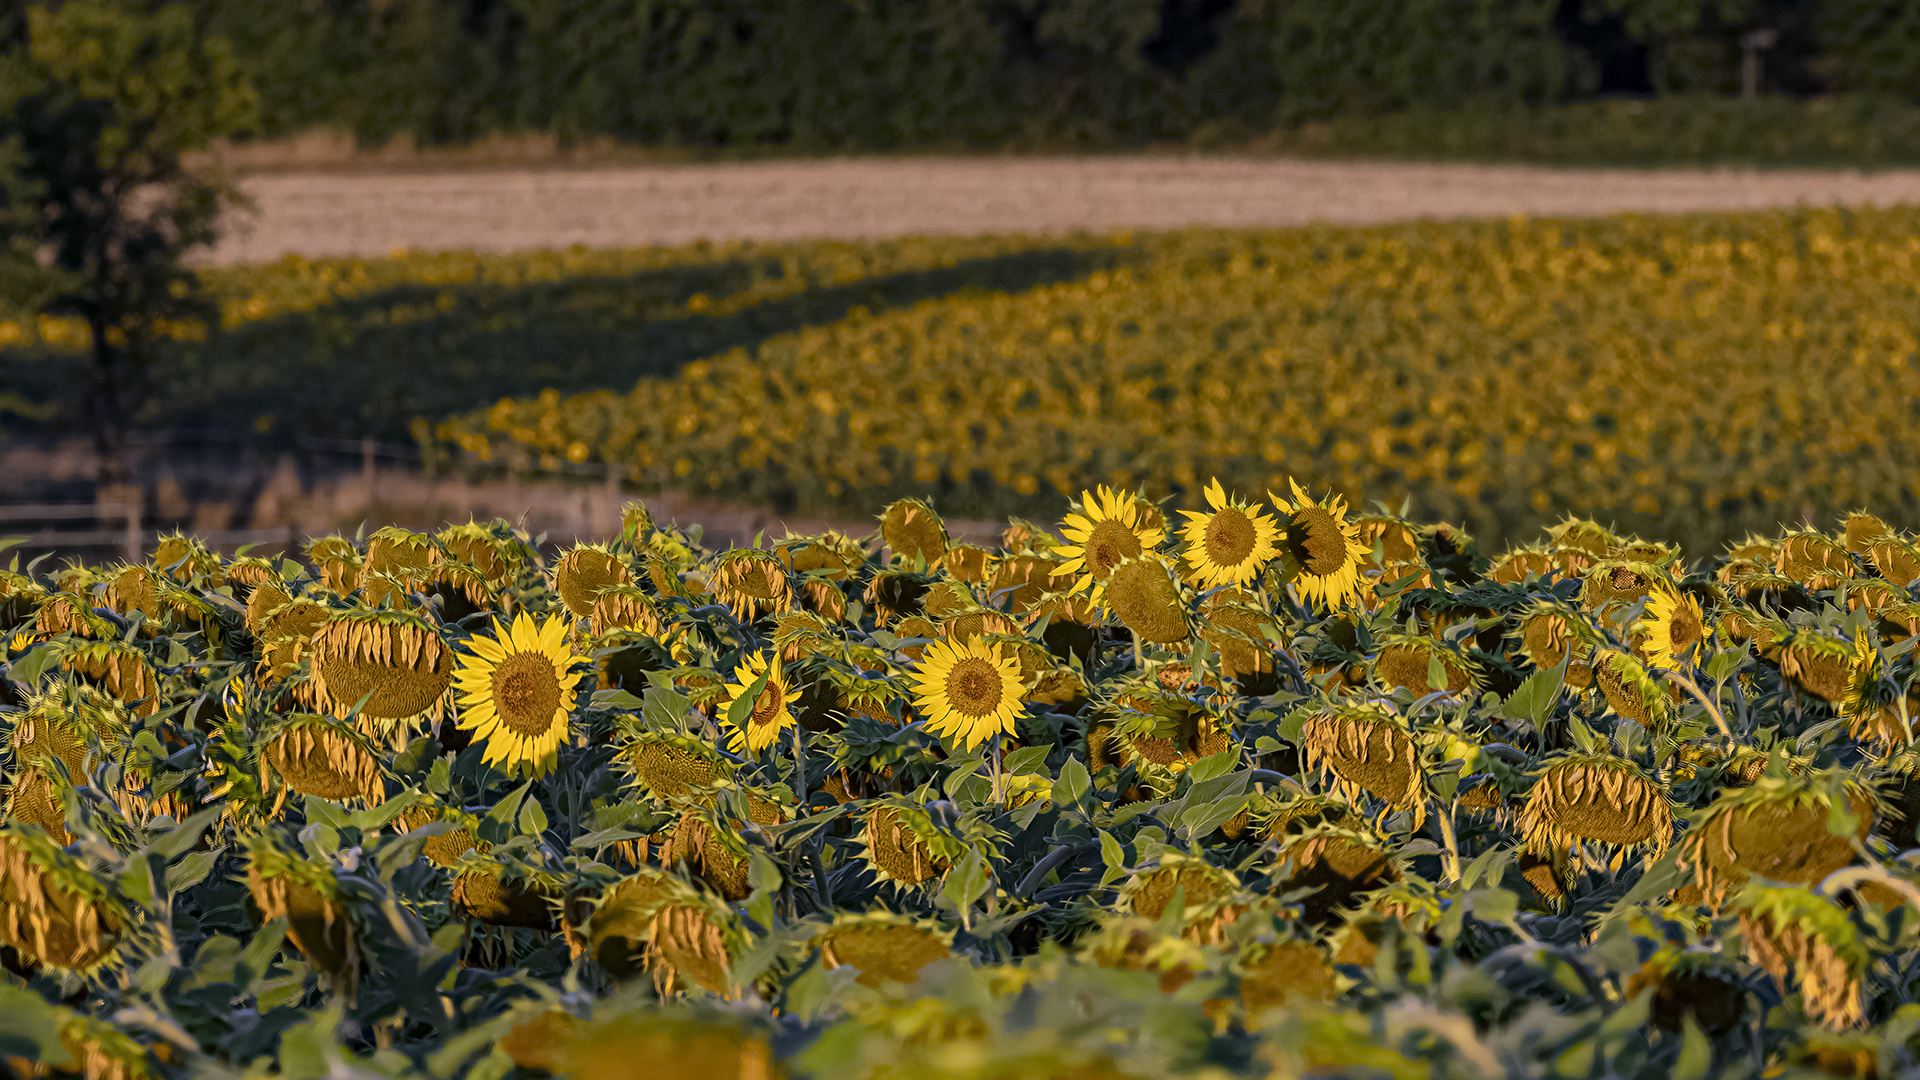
453;612;587;777
1267;478;1370;611
1178;479;1279;589
1054;486;1166;602
910;636;1026;751
720;651;802;755
1637;586;1709;673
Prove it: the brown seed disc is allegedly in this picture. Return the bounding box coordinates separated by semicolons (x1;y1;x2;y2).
247;870;351;976
1105;560;1189;644
1286;506;1347;577
1240;941;1337;1016
451;872;558;930
866;808;948;886
818;924;952;988
554;548;631;618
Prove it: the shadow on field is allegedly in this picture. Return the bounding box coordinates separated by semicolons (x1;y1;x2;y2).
1;243;1139;445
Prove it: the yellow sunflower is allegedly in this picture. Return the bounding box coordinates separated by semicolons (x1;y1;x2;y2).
453;612;587;778
910;636;1026;751
720;651;802;755
1637;586;1708;673
1178;478;1279;589
1267;478;1370;611
1054;486;1167;601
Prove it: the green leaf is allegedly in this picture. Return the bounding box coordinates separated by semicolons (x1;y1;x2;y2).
1427;653;1448;692
1703;646;1749;684
1185;750;1237;783
517;797;549;838
1003;743;1054;776
1501;649;1571;724
745;850;783;931
1098;829;1126;885
1052;756;1091;808
0;985;71;1066
1674;1015;1712;1080
5;642;57;686
937;846;991;922
724;661;773;742
165;848;222;893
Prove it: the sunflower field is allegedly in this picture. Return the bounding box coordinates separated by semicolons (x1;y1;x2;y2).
8;478;1920;1077
435;204;1920;556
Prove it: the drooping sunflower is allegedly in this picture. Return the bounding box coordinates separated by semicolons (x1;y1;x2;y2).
909;636;1026;751
1637;585;1709;673
1267;478;1370;611
1054;486;1166;602
719;651;802;755
1178;478;1279;589
1103;555;1191;644
453;612;587;778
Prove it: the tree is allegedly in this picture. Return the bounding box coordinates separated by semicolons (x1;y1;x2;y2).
0;1;257;485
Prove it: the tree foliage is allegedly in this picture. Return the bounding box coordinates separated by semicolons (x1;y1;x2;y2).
0;0;257;482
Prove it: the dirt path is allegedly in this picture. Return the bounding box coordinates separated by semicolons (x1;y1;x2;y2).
206;156;1920;265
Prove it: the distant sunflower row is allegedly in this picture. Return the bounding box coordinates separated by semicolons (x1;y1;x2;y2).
438;205;1920;555
6;483;1920;1076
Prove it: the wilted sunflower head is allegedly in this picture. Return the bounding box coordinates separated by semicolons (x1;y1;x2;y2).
1178;478;1280;589
1520;751;1673;862
1102;555;1191;644
1777;629;1857;705
0;825;128;974
553;544;632;618
1119;854;1246;945
61;639;161;718
1299;704;1425;824
814;911;955;988
262;713;387;806
1676;770;1875;911
711;549;793;619
1197;593;1279;687
310;608;454;727
1578;559;1664;615
621;731;731;803
1369;633;1478;697
1054;486;1167;602
860;802;962;892
1546;516;1621;559
1591;649;1674;731
880;498;949;567
1776;529;1856;591
1514;599;1599;688
305;535;363;594
438;520;526;588
1267;477;1369;612
1842;512;1891;555
1487;544;1560;585
1735;882;1869;1030
943;543;994;584
1868;534;1920;588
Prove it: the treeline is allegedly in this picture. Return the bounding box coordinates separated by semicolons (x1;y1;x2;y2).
73;0;1920;152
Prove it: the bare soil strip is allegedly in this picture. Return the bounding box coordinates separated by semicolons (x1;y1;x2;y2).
206;156;1920;266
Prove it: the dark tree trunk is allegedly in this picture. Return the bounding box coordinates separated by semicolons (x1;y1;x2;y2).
87;313;130;486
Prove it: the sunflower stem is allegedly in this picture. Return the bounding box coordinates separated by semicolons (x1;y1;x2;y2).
792;723;807;796
1132;630;1142;671
991;731;1004;806
1432;796;1462;884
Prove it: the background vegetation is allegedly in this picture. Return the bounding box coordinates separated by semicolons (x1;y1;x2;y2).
0;0;1900;164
